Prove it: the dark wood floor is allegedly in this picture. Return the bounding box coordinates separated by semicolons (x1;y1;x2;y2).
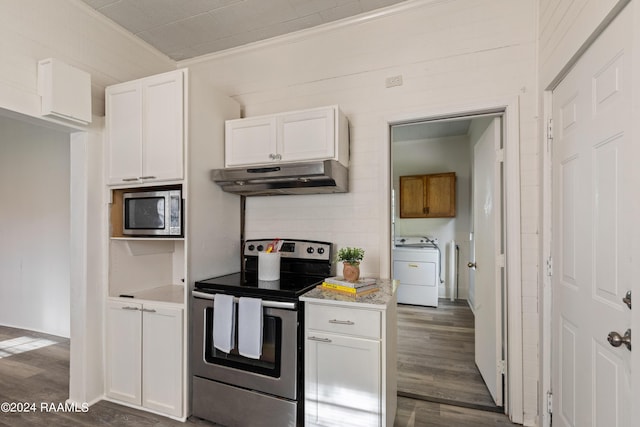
397;300;500;411
0;324;518;426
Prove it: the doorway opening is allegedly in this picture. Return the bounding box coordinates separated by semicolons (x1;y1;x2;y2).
390;111;508;413
0;114;71;338
0;108;97;406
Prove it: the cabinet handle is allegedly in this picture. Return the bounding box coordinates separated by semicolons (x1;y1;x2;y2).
308;336;332;343
141;308;157;313
328;319;355;325
269;153;276;160
424;206;430;214
121;306;139;311
122;178;139;182
139;176;157;180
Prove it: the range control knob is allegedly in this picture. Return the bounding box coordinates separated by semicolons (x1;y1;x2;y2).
306;247;315;254
257;245;264;252
317;247;325;255
247;244;255;251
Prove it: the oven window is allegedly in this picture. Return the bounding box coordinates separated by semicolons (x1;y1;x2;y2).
124;197;165;230
204;307;282;377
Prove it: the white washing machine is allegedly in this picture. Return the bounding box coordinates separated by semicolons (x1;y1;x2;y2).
393;236;440;307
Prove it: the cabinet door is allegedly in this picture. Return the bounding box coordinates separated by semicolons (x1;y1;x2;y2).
142;71;184;182
306;332;381;427
106;82;143;184
142;305;183;417
426;173;456;217
278;107;335;162
225;116;277;167
399;175;426;218
399;173;456;218
106;300;142;405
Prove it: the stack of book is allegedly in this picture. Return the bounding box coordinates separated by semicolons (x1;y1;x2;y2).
320;276;379;296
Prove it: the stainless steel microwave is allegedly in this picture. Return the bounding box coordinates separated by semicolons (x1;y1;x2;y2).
122;189;182;237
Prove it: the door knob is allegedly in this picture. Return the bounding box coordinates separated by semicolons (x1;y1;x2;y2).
467;262;476;269
607;329;631;351
623;291;631;309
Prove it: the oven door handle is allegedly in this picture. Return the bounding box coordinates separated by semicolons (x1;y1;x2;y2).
192;290;297;310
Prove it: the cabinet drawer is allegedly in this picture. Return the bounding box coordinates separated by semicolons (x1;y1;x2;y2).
307;304;380;339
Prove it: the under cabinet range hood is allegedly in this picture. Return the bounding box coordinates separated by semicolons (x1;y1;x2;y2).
211;160;348;196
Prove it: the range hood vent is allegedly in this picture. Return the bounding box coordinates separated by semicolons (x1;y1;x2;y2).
211;160;348;196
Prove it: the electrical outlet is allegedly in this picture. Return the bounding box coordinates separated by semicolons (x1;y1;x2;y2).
385;75;403;88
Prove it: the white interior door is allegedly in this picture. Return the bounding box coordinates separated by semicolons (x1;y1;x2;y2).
551;7;633;427
472;117;503;406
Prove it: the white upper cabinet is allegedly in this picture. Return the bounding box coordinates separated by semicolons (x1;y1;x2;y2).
225;116;277;167
224;105;348;167
278;107;335;162
107;69;184;185
106;82;143;184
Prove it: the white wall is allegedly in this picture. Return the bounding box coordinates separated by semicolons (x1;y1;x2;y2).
0;0;177;408
392;134;471;300
0;115;70;337
539;0;624;88
0;0;174;120
184;0;538;423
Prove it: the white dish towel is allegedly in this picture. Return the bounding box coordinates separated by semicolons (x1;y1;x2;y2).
213;294;235;353
238;297;263;359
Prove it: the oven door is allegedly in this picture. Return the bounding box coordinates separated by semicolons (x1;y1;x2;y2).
192;291;299;400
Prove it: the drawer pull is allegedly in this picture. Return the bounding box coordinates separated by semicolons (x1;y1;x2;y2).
408;263;419;268
329;319;355;325
121;306;139;311
141;308;156;313
309;336;332;343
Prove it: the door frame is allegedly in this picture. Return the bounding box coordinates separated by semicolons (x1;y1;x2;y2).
540;2;635;427
382;96;523;423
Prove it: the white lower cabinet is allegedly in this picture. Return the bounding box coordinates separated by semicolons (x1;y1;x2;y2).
106;300;142;405
304;297;396;427
106;299;183;418
306;332;381;426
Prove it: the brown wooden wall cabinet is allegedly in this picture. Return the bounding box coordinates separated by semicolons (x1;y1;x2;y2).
399;172;456;218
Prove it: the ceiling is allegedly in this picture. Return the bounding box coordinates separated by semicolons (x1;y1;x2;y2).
80;0;408;61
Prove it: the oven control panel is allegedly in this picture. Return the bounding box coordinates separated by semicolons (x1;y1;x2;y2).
244;239;332;261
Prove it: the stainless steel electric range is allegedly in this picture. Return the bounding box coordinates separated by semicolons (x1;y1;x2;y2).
191;238;334;427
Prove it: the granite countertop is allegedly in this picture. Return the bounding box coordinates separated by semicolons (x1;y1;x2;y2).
300;278;396;308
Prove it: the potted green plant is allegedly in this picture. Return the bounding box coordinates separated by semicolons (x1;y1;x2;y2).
337;247;365;282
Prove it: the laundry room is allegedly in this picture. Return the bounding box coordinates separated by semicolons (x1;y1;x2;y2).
391;116;497;305
392;114;507;410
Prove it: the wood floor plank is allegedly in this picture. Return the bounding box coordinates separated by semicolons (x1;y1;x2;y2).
0;322;519;426
397;300;501;411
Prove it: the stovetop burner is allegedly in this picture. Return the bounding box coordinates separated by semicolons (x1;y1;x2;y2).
194;238;334;302
195;272;324;300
